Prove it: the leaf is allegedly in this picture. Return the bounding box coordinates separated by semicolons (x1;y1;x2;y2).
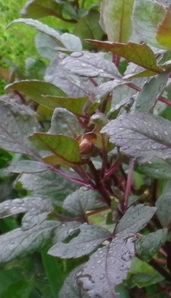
31;133;81;166
88;41;163;73
135;73;169;112
63;187;107;216
0;220;57;263
45;58;96;98
61;51;120;78
8;18;64;46
59;266;89;298
157;5;171;49
128;258;163;288
6;160;48;174
156;192;171;226
0;196;52;219
21;0;62;19
8;18;82;52
48;224;111;259
132;0;166;47
100;0;135;42
6;80;66;99
35;33;60;61
138;159;171;179
74;9;104;49
116;204;156;234
77;234;135;298
49;108;83;137
16;171;76;202
95;79;129;100
6;80;88;116
40;95;88;116
136;229;168;261
0;97;40;155
101;112;171;162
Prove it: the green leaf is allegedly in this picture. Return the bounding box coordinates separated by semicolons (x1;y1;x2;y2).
38;95;88;116
49;108;83;137
157;5;171;49
138;159;171;179
132;0;165;46
63;187;107;216
88;41;163;73
31;133;81;166
0;196;52;219
0;267;32;298
0;97;40;155
156;192;171;226
21;0;63;19
6;160;48;174
128;258;163;288
6;80;88;116
102;112;171;162
0;220;57;264
135;73;169;112
77;234;135;297
136;229;168;261
74;9;104;49
16;171;76;202
8;18;82;52
48;224;111;259
100;0;135;42
8;18;63;46
116;204;156;234
6;80;66;99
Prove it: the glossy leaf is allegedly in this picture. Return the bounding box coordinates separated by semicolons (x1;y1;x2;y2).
31;133;81;166
100;0;135;42
0;97;39;155
61;51;120;78
45;58;96;98
102;112;171;162
136;229;168;261
88;41;163;73
0;220;57;264
63;187;107;216
16;171;76;202
0;196;52;219
6;160;48;174
138;159;171;179
77;234;135;298
48;224;111;259
59;266;89;298
135;73;168;112
49;108;83;137
156;193;171;226
116;204;156;234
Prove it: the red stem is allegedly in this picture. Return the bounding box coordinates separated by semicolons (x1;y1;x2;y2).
124;158;135;210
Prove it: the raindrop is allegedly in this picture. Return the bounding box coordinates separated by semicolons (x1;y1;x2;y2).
71;52;83;58
164;131;168;136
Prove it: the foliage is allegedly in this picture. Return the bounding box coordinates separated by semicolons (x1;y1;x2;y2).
1;0;171;297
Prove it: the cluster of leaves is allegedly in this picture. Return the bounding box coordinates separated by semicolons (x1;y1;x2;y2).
2;0;171;297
